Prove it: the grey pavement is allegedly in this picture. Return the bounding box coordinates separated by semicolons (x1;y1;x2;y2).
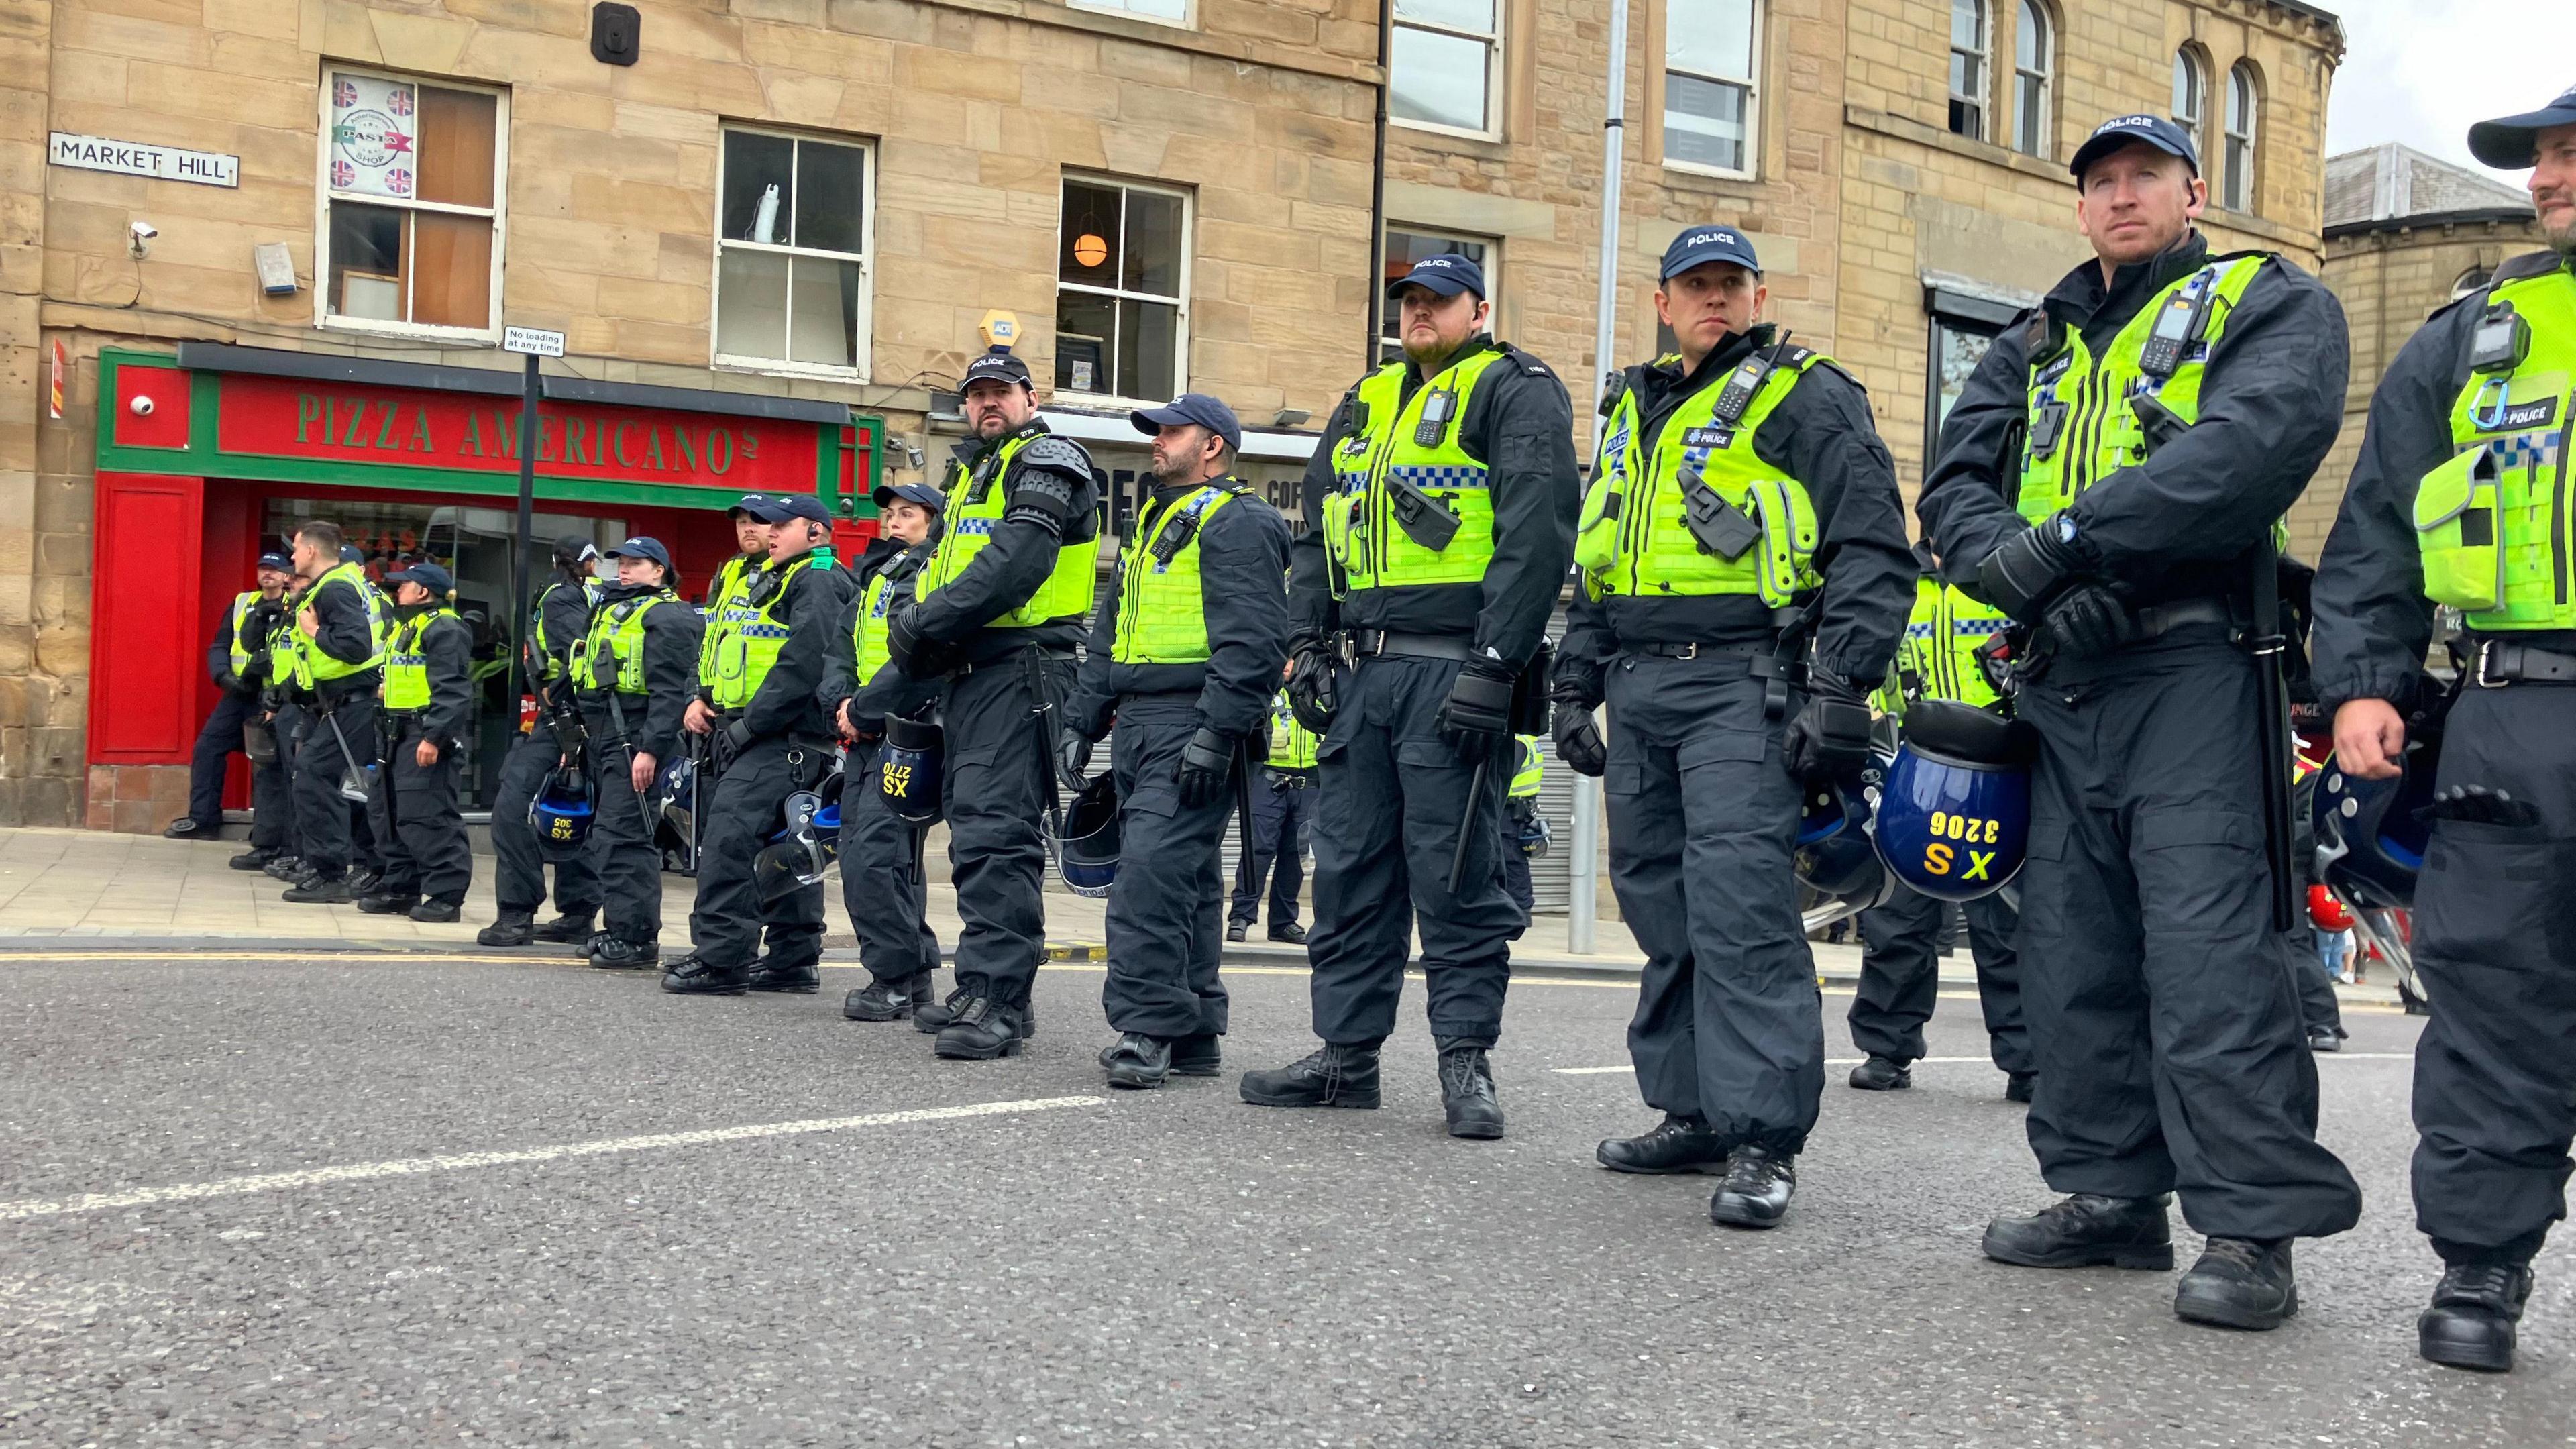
0;945;2558;1447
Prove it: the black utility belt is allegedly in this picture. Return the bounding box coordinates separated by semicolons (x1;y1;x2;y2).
2471;639;2576;687
2128;596;2234;641
1346;629;1472;662
1617;638;1769;661
311;676;380;708
952;646;1077;678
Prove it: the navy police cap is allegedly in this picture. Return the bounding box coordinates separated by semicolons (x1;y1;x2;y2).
2070;113;2201;180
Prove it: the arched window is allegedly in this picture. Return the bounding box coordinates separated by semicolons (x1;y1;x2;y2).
2453;267;2493;301
2171;48;2208;160
1948;0;1989;141
2012;0;2053;158
2224;61;2260;212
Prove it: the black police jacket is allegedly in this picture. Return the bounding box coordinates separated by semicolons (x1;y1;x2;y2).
738;556;841;743
1065;479;1293;741
575;583;704;766
393;608;476;745
906;421;1103;665
822;540;944;729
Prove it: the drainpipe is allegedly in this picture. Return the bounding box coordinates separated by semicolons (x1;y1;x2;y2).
1365;0;1393;366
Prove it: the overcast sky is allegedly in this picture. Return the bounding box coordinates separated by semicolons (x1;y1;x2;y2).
2325;0;2575;182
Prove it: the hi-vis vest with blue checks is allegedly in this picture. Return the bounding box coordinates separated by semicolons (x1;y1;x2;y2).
1112;482;1251;664
2414;254;2576;629
287;561;388;687
707;556;828;708
1268;694;1318;771
573;590;679;694
380;607;458;710
698;553;761;683
225;591;266;676
1574;342;1825;606
530;580;597;683
1322;345;1513;596
852;552;926;685
1509;735;1543;799
1889;576;2006;711
916;430;1098;626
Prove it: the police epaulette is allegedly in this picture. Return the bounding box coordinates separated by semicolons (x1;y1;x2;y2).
2491;248;2568;286
1501;342;1555;378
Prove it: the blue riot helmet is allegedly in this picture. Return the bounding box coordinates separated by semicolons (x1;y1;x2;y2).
811;765;845;838
879;712;945;826
1517;810;1553;859
2313;738;2438;910
755;790;835;905
1873;698;2035;902
1794;772;1893;910
529;764;595;852
1055;771;1120;898
658;755;698;841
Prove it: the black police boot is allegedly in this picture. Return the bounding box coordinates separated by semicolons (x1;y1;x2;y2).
914;984;1037;1038
845;971;936;1020
533;912;596;945
1435;1039;1505;1140
409;898;462;924
2175;1237;2298;1331
477;912;537;947
2004;1072;2036;1104
227;847;278;871
1225;921;1248;943
1982;1193;2174;1271
1709;1144;1796;1228
2307;1026;2346;1053
164;817;217;839
1239;1042;1381;1109
1100;1032;1173;1089
1849;1054;1911;1091
356;891;419;915
281;877;354;904
1169;1033;1223;1077
1267;921;1307;945
590;936;661;971
1596;1114;1728;1174
934;994;1025;1060
661;952;750;996
2418;1263;2533;1373
262;855;305;881
745;953;822;994
347;869;382;896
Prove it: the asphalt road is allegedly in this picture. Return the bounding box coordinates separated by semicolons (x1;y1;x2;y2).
1;949;2563;1448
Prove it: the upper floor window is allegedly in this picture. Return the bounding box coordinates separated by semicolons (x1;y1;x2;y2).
1381;226;1497;364
2010;1;2052;158
713;127;873;378
2172;48;2208;162
1068;0;1190;23
1665;0;1760;175
1391;0;1501;137
2453;267;2493;301
320;69;504;337
1056;176;1191;402
1947;0;1989;141
2224;62;2261;212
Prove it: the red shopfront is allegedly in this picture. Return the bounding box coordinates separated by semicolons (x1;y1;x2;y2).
89;342;885;820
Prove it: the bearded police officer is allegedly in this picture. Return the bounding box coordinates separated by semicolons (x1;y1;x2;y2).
2310;89;2576;1374
827;482;949;1021
1240;252;1578;1139
575;538;701;971
1061;393;1291;1089
1921;113;2362;1328
1560;225;1913;1224
668;496;845;994
170;550;296;844
278;520;388;904
481;537;607;947
1228;667;1317;945
357;562;473;921
1845;545;2033;1101
888;347;1103;1061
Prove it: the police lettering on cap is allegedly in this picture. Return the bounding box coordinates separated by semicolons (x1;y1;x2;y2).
256;551;293;572
1385;252;1487;301
727;493;771;519
605;536;671;570
961;347;1035;392
2068;113;2200;180
742;494;830;525
872;480;946;513
2467;83;2576;170
384;561;454;595
1129;392;1244;453
1659;225;1762;281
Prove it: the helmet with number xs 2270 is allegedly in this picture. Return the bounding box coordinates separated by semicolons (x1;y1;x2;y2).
1872;699;2035;903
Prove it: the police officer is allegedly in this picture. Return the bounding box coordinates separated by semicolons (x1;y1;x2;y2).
667;495;845;994
1559;225;1913;1222
1226;669;1316;945
1240;252;1578;1139
278;520;387;904
1920;113;2362;1328
359;561;474;921
1499;734;1543;916
827;482;948;1020
1061;393;1290;1089
2309;87;2576;1373
1847;548;2033;1101
886;347;1103;1060
481;537;607;947
170;549;295;851
575;538;701;971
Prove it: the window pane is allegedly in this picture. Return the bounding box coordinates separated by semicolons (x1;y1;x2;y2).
2015;1;2045;70
327;200;405;321
787;256;859;368
1667;0;1753;80
1666;73;1748;171
1055;290;1116;394
410;211;492;329
1950;0;1984;52
1122;189;1183;298
2015;74;2045;155
1935;323;1996;431
1119;297;1178;401
716;246;790;360
2225;139;2249;209
2173;54;2199;121
1391;26;1491;131
1393;0;1493;33
327;73;418;200
1949;98;1982;140
1950;51;1981;98
2229;68;2253;130
722;131;795;245
416;85;496;209
792;139;867;256
1060;180;1123;287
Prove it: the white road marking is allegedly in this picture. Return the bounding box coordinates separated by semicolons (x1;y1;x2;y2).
0;1096;1105;1222
1553;1053;2412;1075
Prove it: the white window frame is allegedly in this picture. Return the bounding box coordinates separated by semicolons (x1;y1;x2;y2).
1054;174;1194;407
1379;225;1501;366
2010;0;2052;159
1947;0;1991;142
1662;0;1764;180
2172;48;2208;163
2223;62;2260;213
1389;0;1505;142
313;66;508;344
1065;0;1195;28
709;123;878;384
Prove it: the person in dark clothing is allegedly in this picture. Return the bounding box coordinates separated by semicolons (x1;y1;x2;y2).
888;347;1103;1061
1061;393;1291;1089
1921;114;2362;1330
1560;225;1914;1226
480;537;606;947
359;561;475;920
665;496;846;994
576;537;703;971
279;521;386;904
170;549;296;849
1239;252;1579;1140
1228;678;1317;943
2308;89;2576;1374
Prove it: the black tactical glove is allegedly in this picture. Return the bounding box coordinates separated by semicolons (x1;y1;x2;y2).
1437;656;1517;766
1552;705;1607;777
885;608;956;681
1783;672;1873;782
1057;727;1096;792
1976;515;2088;624
1285;637;1340;734
1177;727;1235;810
2041;582;2137;661
215;669;246;696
